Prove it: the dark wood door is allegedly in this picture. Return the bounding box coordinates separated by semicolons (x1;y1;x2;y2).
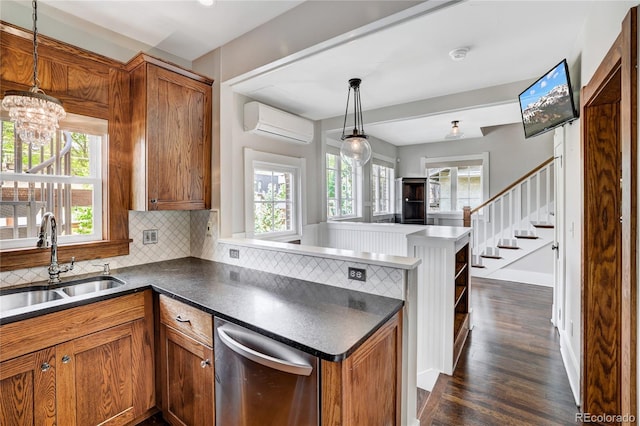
0;348;56;425
147;64;212;211
581;6;637;419
160;325;215;426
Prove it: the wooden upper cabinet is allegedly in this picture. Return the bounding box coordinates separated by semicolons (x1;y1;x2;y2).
126;53;213;211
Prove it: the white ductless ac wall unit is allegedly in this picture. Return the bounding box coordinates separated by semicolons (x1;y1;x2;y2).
243;101;314;144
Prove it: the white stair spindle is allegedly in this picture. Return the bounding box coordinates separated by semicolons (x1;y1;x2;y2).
546;163;551;223
536;171;541;223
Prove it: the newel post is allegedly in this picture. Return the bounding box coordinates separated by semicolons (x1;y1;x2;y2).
462;206;471;227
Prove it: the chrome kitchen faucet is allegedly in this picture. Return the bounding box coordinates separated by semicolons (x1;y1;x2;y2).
37;212;74;284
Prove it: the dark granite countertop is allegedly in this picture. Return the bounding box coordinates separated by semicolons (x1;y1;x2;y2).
0;257;404;361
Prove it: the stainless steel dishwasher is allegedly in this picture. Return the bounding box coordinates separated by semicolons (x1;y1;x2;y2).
214;317;319;426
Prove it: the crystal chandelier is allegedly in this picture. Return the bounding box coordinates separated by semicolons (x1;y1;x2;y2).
340;78;371;167
2;0;66;148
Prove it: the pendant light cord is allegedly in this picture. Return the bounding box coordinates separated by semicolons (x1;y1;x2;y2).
341;84;351;139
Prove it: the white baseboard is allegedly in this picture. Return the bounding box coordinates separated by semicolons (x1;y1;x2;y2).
559;329;581;406
417;368;440;392
485;269;553;287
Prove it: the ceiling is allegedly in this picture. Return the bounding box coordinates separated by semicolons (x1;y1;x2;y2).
4;1;613;145
231;0;596;145
33;0;305;61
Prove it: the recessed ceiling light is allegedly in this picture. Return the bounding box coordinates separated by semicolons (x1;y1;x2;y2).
449;47;470;61
198;0;215;6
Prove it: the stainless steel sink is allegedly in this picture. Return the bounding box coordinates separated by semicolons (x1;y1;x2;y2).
0;289;64;311
59;276;126;297
1;276;126;312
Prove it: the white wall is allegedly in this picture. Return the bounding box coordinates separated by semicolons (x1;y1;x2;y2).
227;93;320;236
396;123;554;198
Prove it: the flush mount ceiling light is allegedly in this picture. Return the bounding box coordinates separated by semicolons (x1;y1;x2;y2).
2;0;66;148
449;47;470;62
445;120;464;139
340;78;371;167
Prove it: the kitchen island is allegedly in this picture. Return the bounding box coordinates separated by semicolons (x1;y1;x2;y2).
0;256;413;425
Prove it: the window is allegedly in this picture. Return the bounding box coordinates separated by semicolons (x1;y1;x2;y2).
0;114;106;249
326;150;358;219
244;149;304;241
422;153;489;213
371;160;395;215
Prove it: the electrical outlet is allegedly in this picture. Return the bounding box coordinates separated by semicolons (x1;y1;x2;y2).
348;267;366;282
206;221;213;237
229;249;240;259
143;229;158;245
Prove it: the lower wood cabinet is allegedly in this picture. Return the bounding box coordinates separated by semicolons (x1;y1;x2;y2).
0;291;155;426
0;347;57;425
322;311;402;426
158;295;215;426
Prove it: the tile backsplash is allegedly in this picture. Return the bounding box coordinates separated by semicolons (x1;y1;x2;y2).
1;209;406;301
1;210;196;288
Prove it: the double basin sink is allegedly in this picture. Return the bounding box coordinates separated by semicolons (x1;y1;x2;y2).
0;276;126;312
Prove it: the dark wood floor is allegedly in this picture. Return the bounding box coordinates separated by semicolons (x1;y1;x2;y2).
420;277;581;425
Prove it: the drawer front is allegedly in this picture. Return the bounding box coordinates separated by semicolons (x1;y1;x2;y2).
159;295;213;346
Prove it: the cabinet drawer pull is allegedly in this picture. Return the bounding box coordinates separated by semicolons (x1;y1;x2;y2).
41;362;51;372
62;355;71;364
200;359;211;368
175;315;191;323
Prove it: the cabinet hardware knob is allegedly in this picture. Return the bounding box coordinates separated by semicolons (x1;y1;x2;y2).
201;359;211;368
175;315;191;323
62;355;71;364
41;362;51;372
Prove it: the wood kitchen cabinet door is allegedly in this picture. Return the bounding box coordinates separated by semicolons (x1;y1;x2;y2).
56;321;146;426
160;324;215;426
0;348;56;425
322;311;402;426
128;54;213;211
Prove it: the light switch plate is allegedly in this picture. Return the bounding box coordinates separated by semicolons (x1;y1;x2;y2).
143;229;158;245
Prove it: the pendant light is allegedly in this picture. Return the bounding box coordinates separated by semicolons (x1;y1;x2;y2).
340;78;371;167
445;120;464;139
2;0;66;148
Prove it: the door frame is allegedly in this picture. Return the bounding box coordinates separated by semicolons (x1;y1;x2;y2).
581;6;637;420
552;132;566;331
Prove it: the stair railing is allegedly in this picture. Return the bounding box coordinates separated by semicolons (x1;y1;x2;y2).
463;157;554;262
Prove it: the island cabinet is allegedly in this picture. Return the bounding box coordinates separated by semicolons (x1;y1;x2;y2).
126;53;213;211
322;311;402;426
407;227;472;391
0;291;155;425
158;295;215;426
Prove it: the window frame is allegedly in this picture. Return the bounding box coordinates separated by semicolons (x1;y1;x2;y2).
325;144;362;220
244;148;305;242
0;24;131;272
421;152;489;215
371;155;395;217
0;116;106;249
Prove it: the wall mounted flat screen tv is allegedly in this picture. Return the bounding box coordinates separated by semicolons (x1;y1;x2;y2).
518;59;578;138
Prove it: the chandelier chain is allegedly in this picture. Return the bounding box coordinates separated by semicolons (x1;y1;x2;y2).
32;0;40;89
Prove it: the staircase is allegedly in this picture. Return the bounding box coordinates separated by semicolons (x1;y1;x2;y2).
464;158;555;284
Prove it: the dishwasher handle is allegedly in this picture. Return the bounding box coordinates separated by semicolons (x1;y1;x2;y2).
217;325;313;376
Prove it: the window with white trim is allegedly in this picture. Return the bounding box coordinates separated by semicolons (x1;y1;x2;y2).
422;153;489;213
0;113;106;249
326;149;358;219
371;160;395;215
244;149;304;241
